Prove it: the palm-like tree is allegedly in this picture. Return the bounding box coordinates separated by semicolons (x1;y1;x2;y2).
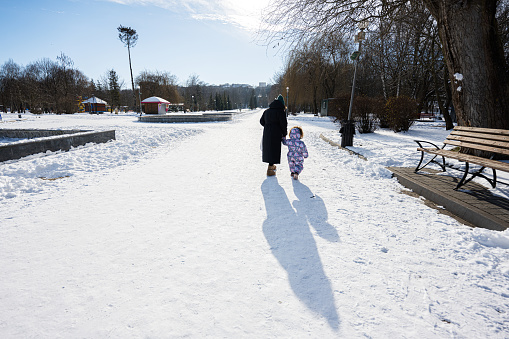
117;25;138;111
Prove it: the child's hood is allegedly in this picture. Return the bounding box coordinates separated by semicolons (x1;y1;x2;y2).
289;127;302;139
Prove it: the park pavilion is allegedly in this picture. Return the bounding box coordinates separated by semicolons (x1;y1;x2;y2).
83;96;108;113
141;96;171;114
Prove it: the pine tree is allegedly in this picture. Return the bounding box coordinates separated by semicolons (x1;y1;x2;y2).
223;92;228;111
227;95;232;110
249;89;257;109
108;69;121;111
117;25;138;110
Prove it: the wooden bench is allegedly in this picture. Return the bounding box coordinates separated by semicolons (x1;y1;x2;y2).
414;126;509;190
419;112;435;120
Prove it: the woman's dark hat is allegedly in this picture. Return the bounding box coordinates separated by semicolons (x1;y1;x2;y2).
276;94;285;106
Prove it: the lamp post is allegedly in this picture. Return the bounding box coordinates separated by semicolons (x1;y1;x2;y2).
342;21;369;147
286;86;289;116
137;86;142;116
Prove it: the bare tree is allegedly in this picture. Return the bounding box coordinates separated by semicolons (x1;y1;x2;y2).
185;74;205;111
0;55;91;114
56;52;79;113
35;58;59;112
0;59;22;112
261;0;509;129
117;25;139;110
22;62;44;113
280;32;352;114
136;70;182;104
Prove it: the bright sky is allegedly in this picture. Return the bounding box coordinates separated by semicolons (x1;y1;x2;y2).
0;0;283;87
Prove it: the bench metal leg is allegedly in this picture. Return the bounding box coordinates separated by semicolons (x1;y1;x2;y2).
415;152;446;173
455;163;497;190
455;163;470;189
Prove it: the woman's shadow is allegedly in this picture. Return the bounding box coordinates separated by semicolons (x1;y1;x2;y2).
261;178;340;330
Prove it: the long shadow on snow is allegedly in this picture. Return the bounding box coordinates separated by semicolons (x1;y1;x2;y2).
261;178;340;330
292;180;340;243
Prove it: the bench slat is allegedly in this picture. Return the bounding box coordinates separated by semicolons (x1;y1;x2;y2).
443;139;509;156
454;126;509;136
446;135;509;150
449;130;509;143
419;147;509;172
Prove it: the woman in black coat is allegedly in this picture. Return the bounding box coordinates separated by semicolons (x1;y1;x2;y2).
260;95;287;176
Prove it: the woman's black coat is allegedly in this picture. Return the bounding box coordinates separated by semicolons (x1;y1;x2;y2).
260;100;287;164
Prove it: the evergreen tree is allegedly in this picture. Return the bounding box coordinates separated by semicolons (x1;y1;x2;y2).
108;69;121;111
223;92;228;110
227;95;232;110
208;94;214;111
249;89;257;109
216;93;223;110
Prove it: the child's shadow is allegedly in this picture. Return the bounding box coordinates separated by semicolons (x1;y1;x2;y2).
261;178;340;330
292;180;340;243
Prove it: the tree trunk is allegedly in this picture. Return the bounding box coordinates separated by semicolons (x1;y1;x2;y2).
430;30;454;130
379;35;388;100
127;44;137;110
441;66;454;130
425;0;509;128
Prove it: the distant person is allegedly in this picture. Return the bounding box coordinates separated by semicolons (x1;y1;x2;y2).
260;94;287;176
282;126;308;180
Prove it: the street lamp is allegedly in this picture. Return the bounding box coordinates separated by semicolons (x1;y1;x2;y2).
137;86;142;116
286;87;289;115
342;20;369;147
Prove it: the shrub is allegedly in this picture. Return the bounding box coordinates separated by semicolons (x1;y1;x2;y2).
384;96;418;132
353;96;378;133
372;97;389;128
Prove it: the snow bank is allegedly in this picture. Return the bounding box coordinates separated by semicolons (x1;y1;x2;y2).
0;113;202;201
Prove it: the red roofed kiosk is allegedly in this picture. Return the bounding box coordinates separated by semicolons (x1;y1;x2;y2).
141;96;171;114
83;96;108;113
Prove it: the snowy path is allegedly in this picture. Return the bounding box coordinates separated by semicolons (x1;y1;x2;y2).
0;110;508;337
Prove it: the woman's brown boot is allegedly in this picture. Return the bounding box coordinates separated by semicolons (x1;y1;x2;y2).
267;165;276;176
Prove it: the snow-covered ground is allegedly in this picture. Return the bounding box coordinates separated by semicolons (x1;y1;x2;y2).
0;110;508;338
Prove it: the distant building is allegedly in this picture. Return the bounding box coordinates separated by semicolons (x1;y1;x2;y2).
141;96;171;114
83;96;108;113
219;83;253;88
232;84;252;88
320;98;337;116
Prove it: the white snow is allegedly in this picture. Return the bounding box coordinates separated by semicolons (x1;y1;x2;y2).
0;111;508;337
141;96;171;104
82;96;108;104
454;73;464;81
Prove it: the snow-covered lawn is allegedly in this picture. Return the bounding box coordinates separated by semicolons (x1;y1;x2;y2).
0;111;507;337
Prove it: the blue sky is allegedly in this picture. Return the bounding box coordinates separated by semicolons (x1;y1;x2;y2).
0;0;284;87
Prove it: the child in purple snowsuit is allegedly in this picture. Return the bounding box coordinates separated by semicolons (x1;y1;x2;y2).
282;126;308;180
